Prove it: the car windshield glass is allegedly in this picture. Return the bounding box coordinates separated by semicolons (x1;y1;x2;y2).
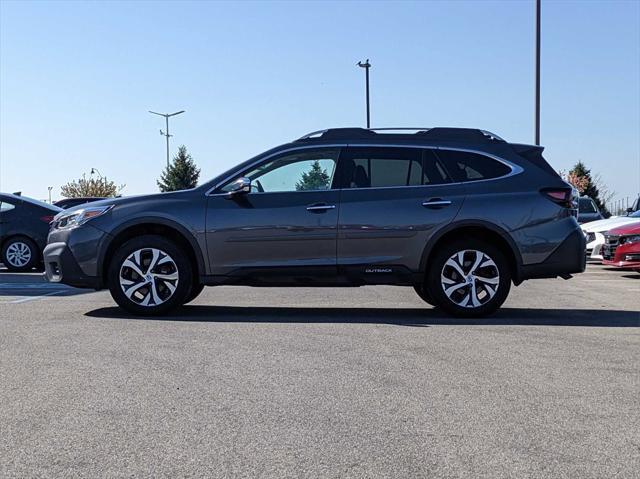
630;210;640;218
578;198;596;213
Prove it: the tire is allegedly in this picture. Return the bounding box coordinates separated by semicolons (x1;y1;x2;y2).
413;284;438;307
107;235;193;316
427;239;511;318
2;236;39;272
184;283;205;304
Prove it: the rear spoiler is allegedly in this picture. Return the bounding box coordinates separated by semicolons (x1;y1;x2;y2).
510;143;558;176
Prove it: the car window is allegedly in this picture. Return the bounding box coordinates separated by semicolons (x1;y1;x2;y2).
0;201;16;212
340;147;450;189
221;149;339;193
578;198;597;213
435;149;512;182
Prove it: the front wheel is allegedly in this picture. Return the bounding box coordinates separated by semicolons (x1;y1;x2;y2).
2;236;39;272
427;239;511;317
108;235;193;316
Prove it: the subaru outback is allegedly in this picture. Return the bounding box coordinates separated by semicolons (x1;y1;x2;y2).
44;127;585;317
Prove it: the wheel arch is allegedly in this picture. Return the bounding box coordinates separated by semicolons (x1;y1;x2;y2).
99;218;205;288
419;220;524;284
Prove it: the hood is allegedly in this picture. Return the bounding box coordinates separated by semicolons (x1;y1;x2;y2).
59;190;192;214
607;221;640;236
581;215;640;233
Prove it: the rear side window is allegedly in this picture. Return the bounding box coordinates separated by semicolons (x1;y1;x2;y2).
436;149;512;182
340;147;451;188
578;198;597;213
0;201;16;212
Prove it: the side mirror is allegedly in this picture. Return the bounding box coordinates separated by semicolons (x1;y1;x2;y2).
226;177;251;197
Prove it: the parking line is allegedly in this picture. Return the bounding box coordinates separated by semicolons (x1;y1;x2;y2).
11;291;64;304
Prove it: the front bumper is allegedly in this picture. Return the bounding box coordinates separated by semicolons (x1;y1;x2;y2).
518;226;586;281
43;224;108;289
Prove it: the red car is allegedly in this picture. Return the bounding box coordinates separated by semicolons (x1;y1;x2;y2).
602;222;640;271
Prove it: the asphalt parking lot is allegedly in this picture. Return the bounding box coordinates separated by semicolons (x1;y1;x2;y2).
1;263;638;478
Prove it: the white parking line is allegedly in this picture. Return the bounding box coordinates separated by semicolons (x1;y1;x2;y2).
11;291;64;304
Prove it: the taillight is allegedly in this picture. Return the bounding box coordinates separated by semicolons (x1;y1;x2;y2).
40;215;54;223
541;188;574;208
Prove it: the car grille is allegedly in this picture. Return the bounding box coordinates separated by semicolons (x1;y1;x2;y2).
585;232;596;243
602;234;619;260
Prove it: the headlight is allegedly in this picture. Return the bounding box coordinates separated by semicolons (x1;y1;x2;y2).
620;235;640;244
53;205;113;229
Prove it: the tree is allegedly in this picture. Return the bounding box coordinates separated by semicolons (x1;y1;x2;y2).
61;173;124;198
567;161;611;216
295;160;331;191
157;145;201;192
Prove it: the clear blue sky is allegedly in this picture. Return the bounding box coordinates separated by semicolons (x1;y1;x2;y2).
1;0;638;205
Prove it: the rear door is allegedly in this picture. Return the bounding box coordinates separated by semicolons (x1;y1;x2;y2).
336;146;465;276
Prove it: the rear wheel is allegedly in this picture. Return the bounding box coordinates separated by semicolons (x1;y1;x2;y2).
2;236;39;272
413;284;438;307
427;239;511;317
108;235;192;316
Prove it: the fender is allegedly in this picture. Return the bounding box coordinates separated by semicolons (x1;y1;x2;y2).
418;219;524;281
96;215;207;281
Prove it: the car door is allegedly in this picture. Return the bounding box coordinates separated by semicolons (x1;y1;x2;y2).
205;147;341;278
336;146;465;276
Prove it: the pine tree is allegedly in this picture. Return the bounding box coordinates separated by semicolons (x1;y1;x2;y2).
157;146;201;192
568;161;610;215
295;161;331;191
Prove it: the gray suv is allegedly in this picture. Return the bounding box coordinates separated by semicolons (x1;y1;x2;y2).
44;127;585;317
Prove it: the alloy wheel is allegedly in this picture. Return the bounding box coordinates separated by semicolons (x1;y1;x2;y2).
440;249;500;309
119;248;179;307
6;242;32;268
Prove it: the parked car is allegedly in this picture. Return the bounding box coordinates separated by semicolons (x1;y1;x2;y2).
1;193;61;271
577;196;603;224
44;127;585;317
54;197;106;209
581;210;640;260
602;222;640;272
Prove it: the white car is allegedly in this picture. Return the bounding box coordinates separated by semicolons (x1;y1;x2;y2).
581;210;640;259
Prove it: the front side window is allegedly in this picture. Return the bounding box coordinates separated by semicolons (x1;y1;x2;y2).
340;147;451;189
435;149;512;182
0;201;16;212
221;149;339;193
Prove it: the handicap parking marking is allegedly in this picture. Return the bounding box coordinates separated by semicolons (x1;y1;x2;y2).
10;291;66;304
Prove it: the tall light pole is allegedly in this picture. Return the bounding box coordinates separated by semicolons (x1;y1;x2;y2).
357;59;371;128
148;110;185;167
47;186;53;204
534;0;541;145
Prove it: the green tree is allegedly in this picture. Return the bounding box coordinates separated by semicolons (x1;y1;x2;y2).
568;161;611;216
295;160;331;191
61;173;124;198
157;145;201;192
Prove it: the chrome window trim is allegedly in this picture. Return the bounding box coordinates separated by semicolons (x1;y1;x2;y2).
205;143;523;196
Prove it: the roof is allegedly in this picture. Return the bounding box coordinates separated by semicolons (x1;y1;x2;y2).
294;127;506;144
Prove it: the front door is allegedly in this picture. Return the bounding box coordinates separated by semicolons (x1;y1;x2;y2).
336;146;465;277
205;147;341;279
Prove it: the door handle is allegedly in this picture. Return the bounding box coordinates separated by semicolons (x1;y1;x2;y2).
306;203;336;212
422;199;452;208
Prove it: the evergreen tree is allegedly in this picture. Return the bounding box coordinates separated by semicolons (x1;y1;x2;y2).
568;161;610;215
157;146;201;192
295;161;331;191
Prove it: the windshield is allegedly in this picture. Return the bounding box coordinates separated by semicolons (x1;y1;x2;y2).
4;193;61;211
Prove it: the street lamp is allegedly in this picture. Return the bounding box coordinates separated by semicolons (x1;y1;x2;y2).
148;110;185;167
90;168;103;179
47;186;53;204
357;59;371;128
534;0;541;145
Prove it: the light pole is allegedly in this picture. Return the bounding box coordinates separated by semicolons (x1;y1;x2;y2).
148;110;185;167
90;168;103;179
534;0;541;145
47;186;53;204
357;59;371;128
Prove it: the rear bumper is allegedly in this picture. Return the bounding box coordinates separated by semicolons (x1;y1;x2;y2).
602;259;640;269
43;242;101;289
518;227;586;281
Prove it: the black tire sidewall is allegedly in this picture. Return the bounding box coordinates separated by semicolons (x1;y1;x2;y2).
184;283;205;304
413;284;438;306
427;239;511;317
108;235;193;316
2;236;39;272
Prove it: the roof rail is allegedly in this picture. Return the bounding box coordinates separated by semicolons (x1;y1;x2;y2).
295;127;505;143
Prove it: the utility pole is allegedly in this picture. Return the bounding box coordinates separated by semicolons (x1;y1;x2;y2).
357;59;371;128
47;186;53;204
534;0;541;145
149;110;185;167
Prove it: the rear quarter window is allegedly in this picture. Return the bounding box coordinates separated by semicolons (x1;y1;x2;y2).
435;149;512;182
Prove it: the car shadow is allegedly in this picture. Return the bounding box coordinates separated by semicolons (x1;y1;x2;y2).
85;305;640;327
